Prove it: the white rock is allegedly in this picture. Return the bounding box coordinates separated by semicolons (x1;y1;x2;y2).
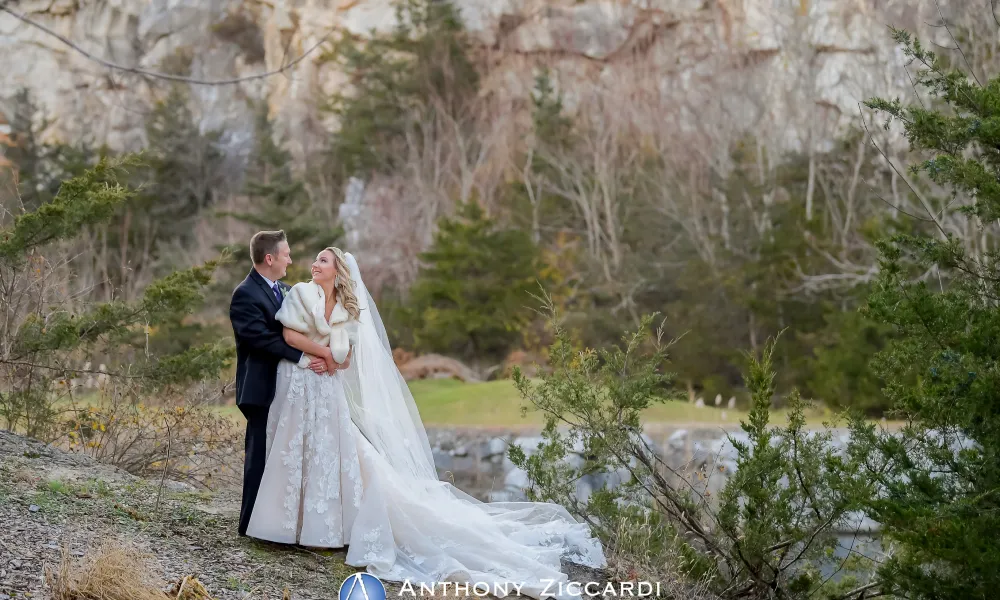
0;0;934;162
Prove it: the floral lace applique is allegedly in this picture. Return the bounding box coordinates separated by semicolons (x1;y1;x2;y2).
269;366;366;544
363;526;385;562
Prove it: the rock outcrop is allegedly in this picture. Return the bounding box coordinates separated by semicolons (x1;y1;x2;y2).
0;0;958;158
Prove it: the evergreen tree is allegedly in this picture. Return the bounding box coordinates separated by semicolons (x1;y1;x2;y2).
530;70;574;156
805;309;890;414
141;86;227;251
323;0;480;181
851;28;1000;598
1;88;94;212
408;201;542;359
513;69;578;236
0;156;231;437
222;107;341;282
511;306;869;599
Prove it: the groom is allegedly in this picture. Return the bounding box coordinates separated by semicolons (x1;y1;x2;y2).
229;230;328;536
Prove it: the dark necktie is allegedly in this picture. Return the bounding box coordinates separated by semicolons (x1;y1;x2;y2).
271;283;282;305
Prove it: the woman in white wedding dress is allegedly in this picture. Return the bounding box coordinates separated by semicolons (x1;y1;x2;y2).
248;246;605;599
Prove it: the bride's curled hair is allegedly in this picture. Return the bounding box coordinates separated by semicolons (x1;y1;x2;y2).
325;247;361;320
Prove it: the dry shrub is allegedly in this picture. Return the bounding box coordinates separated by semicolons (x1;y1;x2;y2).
58;379;242;489
46;540;171;600
393;347;415;367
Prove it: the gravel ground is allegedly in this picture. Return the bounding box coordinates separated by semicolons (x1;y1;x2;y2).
0;430;606;600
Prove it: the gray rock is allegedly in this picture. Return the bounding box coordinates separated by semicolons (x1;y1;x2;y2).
563;452;586;470
508;1;636;59
504;467;530;490
487;437;508;457
434;454;453;472
0;0;930;167
667;429;689;451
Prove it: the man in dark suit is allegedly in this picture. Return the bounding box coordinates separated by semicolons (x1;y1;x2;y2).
229;230;328;536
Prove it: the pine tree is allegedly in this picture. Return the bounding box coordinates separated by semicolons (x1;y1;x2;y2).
222;107;342;283
408;201;542;359
0;156;231;437
323;0;479;181
2;89;94;212
852;27;1000;598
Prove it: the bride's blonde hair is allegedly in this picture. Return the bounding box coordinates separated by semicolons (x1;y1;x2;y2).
324;247;361;320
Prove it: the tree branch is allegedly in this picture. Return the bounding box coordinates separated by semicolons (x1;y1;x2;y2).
833;582;881;600
858;104;948;238
1;6;332;86
933;0;982;87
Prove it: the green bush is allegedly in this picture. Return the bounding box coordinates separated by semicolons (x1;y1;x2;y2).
511;298;871;598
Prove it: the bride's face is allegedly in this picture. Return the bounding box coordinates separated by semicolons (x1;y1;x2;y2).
311;250;337;285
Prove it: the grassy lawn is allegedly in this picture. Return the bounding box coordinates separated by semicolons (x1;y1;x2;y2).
68;378;844;429
404;378;838;428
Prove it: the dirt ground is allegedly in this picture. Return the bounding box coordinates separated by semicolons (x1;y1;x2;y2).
0;430;605;599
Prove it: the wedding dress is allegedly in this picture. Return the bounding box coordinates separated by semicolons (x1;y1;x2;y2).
250;253;606;598
246;281;364;546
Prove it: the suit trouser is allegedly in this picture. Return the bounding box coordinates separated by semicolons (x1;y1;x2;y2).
238;404;269;535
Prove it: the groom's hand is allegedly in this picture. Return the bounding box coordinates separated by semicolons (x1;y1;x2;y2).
307;355;329;374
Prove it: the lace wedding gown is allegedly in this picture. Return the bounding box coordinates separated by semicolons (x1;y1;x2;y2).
246;283;364;546
247;258;606;599
246;359;365;545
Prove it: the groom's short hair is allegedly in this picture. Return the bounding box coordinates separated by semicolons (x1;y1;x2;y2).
250;230;287;265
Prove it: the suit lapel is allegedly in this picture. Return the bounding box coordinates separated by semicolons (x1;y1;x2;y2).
249;269;280;312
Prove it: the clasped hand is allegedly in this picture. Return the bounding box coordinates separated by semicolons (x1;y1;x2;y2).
306;347;351;375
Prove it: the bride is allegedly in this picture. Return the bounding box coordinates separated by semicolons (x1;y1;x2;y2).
247;246;605;598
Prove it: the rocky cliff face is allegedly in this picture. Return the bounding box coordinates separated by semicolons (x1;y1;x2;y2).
0;0;947;158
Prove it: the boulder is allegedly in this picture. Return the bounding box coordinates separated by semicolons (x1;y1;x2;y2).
396;354;481;382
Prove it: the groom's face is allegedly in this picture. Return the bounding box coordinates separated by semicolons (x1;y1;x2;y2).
269;241;292;279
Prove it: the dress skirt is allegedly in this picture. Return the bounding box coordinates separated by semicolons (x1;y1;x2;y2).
246;360;364;547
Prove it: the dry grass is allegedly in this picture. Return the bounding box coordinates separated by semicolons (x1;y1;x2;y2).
605;514;720;600
46;540;173;600
168;576;214;600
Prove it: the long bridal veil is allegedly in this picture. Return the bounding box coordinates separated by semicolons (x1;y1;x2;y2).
339;252;436;480
339;253;605;599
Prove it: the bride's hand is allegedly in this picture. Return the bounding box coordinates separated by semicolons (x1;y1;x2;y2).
306;355;328;374
320;348;339;375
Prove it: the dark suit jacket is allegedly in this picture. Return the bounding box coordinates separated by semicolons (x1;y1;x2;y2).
230;269;303;408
